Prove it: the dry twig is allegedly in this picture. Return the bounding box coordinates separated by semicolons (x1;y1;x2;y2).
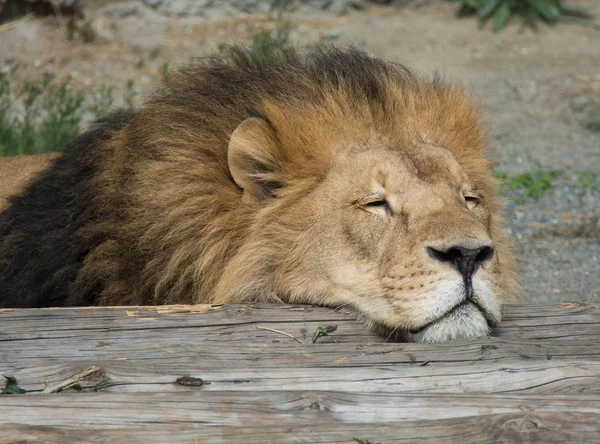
253;325;302;344
42;366;102;394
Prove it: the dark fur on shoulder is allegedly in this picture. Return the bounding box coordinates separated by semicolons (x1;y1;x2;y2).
0;111;134;307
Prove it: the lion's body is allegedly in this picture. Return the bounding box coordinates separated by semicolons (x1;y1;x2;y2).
0;47;520;341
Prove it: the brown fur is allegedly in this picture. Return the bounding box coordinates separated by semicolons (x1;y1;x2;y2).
0;47;520;341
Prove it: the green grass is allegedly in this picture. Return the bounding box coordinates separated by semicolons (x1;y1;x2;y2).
457;0;591;32
495;169;567;202
246;9;292;64
0;73;84;156
213;4;293;64
0;72;118;156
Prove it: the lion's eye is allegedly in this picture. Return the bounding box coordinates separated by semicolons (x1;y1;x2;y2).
463;191;480;210
364;200;389;208
357;195;390;214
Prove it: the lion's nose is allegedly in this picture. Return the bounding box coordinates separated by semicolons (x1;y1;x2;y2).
427;245;494;299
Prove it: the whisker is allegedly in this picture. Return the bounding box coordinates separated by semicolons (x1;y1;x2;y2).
385;325;400;343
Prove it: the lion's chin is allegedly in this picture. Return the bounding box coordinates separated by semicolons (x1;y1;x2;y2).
370;303;491;343
406;303;490;342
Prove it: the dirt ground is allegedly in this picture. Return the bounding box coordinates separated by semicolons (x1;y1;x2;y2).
0;0;598;303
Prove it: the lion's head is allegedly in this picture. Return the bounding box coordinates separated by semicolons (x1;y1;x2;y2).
193;49;520;342
0;47;520;341
215;108;519;343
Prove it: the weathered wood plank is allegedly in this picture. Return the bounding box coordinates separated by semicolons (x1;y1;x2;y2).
1;392;599;425
1;303;598;343
2;413;600;443
1;392;599;443
4;359;600;395
1;303;598;395
3;331;599;369
1;303;598;442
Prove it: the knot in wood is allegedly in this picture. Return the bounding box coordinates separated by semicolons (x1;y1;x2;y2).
309;402;321;410
176;376;204;387
503;418;540;434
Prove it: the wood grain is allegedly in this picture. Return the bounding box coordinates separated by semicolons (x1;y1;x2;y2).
1;393;599;443
0;302;598;442
1;413;599;443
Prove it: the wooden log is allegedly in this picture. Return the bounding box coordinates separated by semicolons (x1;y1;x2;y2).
4;357;600;395
1;413;600;444
0;392;599;443
0;303;598;394
0;303;598;442
0;302;598;342
1;391;600;426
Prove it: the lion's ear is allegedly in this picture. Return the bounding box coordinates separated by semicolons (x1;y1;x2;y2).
228;117;282;200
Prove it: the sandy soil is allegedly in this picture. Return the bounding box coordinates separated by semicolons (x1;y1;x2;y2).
0;0;598;302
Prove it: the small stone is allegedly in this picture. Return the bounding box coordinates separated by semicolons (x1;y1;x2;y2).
325;30;343;40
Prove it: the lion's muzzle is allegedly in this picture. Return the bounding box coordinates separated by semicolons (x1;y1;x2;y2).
427;245;495;300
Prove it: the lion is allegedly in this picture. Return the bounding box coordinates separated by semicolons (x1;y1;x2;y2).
0;46;521;342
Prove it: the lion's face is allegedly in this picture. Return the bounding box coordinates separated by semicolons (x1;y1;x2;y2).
282;143;503;342
225;117;516;342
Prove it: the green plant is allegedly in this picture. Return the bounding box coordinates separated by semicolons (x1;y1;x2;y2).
0;74;117;156
495;169;566;202
457;0;590;32
89;85;115;120
0;74;86;156
161;61;171;85
39;79;86;153
208;6;293;69
2;376;26;394
0;74;39;156
67;18;96;44
245;6;293;63
311;325;338;343
124;78;138;109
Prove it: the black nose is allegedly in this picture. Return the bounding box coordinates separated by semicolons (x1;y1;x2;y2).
427;245;494;299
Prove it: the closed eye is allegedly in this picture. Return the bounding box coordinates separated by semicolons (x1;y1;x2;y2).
355;195;391;214
463;191;481;209
364;200;389;208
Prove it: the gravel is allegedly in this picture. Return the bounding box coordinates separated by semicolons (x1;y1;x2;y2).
502;177;599;303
